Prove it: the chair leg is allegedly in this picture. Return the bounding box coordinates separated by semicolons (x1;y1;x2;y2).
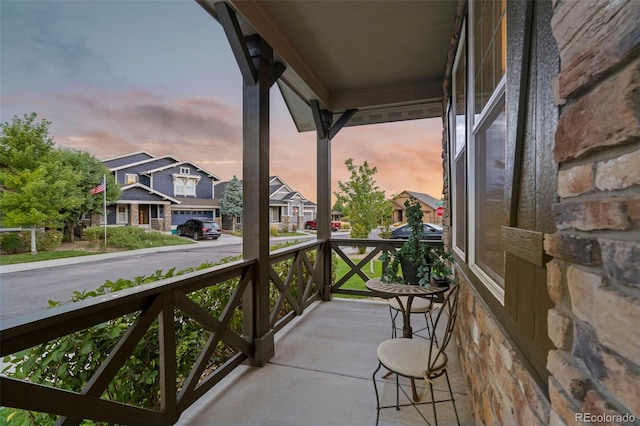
445;370;461;425
411;379;420;402
389;306;399;338
396;373;400;410
372;363;382;425
429;380;438;426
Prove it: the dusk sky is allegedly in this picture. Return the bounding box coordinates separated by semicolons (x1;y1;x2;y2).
1;0;444;204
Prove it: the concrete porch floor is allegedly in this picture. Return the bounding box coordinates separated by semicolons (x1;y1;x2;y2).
178;298;475;426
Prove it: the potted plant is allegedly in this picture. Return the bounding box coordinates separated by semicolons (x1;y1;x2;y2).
381;197;455;287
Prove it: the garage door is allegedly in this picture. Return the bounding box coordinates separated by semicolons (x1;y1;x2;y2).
172;210;214;226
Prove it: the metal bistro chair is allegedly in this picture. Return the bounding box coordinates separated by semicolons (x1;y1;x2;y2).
373;283;460;426
388;282;449;342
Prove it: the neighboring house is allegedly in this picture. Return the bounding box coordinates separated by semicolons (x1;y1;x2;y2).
94;152;221;232
391;191;441;224
216;175;316;231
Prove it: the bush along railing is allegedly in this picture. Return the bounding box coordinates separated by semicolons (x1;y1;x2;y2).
0;240;325;425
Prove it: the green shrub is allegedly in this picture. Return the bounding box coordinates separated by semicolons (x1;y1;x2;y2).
270;224;279;237
0;229;61;254
38;230;62;251
83;226;103;242
1;233;25;254
83;226;178;250
340;222;351;231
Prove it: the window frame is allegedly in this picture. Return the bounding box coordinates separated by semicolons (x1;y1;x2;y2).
466;0;507;304
125;173;138;185
116;205;128;225
450;21;468;261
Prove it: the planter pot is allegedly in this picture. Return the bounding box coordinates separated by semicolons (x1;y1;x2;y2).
430;277;450;302
400;259;431;285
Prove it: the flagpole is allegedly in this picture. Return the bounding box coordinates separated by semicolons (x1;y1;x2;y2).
103;174;107;248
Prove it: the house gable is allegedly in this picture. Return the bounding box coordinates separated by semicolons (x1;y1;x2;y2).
119;183;180;204
110;156;180;186
147;163;216;200
102;151;154;169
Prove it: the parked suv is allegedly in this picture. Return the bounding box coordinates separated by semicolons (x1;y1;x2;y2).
391;223;442;240
177;219;221;241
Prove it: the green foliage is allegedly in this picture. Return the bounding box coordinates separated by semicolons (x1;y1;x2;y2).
0;230;61;254
334;158;393;240
38;230;63;251
0;154;83;229
0;233;24;254
57;149;121;241
0;114;121;251
220;175;243;231
0;112;54;171
381;197;444;286
83;226;188;250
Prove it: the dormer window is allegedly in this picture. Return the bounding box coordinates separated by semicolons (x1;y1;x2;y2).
125;173;138;184
180;167;190;175
172;173;201;196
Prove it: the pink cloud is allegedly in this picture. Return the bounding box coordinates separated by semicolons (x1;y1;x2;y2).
4;87;444;204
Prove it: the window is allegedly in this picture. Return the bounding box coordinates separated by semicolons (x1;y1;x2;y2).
175;178;185;195
185;179;196;196
451;24;468;259
117;205;128;224
125;173;138;185
173;173;200;196
469;0;507;301
180;167;190;175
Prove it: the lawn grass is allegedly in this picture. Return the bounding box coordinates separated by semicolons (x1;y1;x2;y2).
333;256;383;299
0;233;193;265
0;250;96;265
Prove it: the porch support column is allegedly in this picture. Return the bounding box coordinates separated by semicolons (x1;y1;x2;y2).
311;101;357;301
216;1;285;366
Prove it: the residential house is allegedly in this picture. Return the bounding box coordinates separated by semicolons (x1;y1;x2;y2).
216;175;316;231
97;152;221;232
391;190;441;224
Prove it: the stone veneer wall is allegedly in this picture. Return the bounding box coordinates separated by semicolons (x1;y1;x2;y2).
544;0;640;424
454;276;551;424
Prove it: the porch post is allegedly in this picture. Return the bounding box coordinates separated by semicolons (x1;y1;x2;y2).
311;101;357;301
242;35;274;365
215;2;285;366
313;102;334;300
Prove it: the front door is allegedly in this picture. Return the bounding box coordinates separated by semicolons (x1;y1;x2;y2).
139;205;149;225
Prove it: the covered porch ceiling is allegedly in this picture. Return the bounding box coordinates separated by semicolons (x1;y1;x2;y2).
198;0;459;132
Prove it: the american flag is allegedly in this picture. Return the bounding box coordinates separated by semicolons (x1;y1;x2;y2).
91;180;105;195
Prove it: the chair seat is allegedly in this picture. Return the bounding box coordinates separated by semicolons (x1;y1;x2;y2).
389;296;432;313
377;338;447;378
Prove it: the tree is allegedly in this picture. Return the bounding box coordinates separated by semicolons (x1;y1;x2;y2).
0;114;83;253
57;149;120;242
220;175;243;231
334;158;392;242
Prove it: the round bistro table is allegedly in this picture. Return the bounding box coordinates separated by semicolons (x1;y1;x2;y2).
365;278;448;339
